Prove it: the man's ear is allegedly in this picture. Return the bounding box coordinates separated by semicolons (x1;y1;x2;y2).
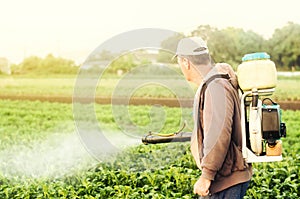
182;58;190;69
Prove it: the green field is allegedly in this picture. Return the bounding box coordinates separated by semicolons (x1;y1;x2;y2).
0;75;299;101
0;100;299;198
0;69;299;198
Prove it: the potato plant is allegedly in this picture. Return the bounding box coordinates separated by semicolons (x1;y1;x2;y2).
0;100;298;198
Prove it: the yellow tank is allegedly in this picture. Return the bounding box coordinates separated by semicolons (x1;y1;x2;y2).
237;52;277;91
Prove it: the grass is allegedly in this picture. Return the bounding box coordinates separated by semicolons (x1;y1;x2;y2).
0;74;299;101
274;77;300;101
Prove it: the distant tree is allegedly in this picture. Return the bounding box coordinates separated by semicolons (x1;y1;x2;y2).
268;22;300;69
21;56;42;72
237;30;265;56
191;26;265;68
157;50;176;63
14;54;78;75
157;33;185;63
190;24;217;41
106;53;137;73
41;54;77;74
160;33;185;52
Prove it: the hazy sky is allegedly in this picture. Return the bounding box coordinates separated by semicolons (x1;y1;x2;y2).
1;0;299;64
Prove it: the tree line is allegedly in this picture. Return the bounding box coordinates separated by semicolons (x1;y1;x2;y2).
159;22;300;70
3;22;299;75
9;54;78;75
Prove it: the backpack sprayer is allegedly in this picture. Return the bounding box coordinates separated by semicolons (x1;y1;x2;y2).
142;52;286;163
238;52;286;163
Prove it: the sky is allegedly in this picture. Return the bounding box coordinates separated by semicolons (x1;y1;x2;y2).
1;0;300;64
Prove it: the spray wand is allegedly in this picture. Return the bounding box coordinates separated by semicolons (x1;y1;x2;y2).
141;121;192;144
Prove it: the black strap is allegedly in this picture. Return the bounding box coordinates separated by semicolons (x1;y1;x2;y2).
197;74;230;133
196;74;230;161
199;74;230;111
262;98;277;105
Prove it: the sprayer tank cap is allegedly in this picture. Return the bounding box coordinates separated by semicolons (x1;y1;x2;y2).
242;52;270;62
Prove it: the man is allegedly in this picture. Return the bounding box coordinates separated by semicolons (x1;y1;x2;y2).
175;37;252;199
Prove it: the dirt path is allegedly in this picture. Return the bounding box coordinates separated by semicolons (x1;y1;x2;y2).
0;95;299;110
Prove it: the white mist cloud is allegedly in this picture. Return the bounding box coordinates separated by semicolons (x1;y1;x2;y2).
0;132;95;179
0;127;142;179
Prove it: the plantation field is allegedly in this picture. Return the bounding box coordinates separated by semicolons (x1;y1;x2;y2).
0;75;299;101
0;100;299;198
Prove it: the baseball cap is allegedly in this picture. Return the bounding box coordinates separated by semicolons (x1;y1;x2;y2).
174;37;209;58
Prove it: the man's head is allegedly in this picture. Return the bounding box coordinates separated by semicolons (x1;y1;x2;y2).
175;37;213;84
175;37;209;56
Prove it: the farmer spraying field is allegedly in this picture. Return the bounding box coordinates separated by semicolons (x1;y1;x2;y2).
140;36;287;198
175;37;252;198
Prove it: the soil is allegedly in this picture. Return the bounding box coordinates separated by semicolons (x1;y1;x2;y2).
1;95;299;110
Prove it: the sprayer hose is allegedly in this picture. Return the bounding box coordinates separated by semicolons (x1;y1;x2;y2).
149;121;187;137
150;132;178;137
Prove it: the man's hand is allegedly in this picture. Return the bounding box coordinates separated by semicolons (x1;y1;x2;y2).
193;176;211;197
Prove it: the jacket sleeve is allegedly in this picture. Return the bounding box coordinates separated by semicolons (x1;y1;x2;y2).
200;80;234;180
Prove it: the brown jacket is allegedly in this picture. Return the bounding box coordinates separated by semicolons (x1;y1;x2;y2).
190;63;252;194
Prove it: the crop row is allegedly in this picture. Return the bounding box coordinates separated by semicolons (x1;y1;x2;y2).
0;100;299;198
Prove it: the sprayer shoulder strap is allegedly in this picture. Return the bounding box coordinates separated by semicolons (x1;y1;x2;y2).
199;74;230;111
196;74;230;160
198;74;230;132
